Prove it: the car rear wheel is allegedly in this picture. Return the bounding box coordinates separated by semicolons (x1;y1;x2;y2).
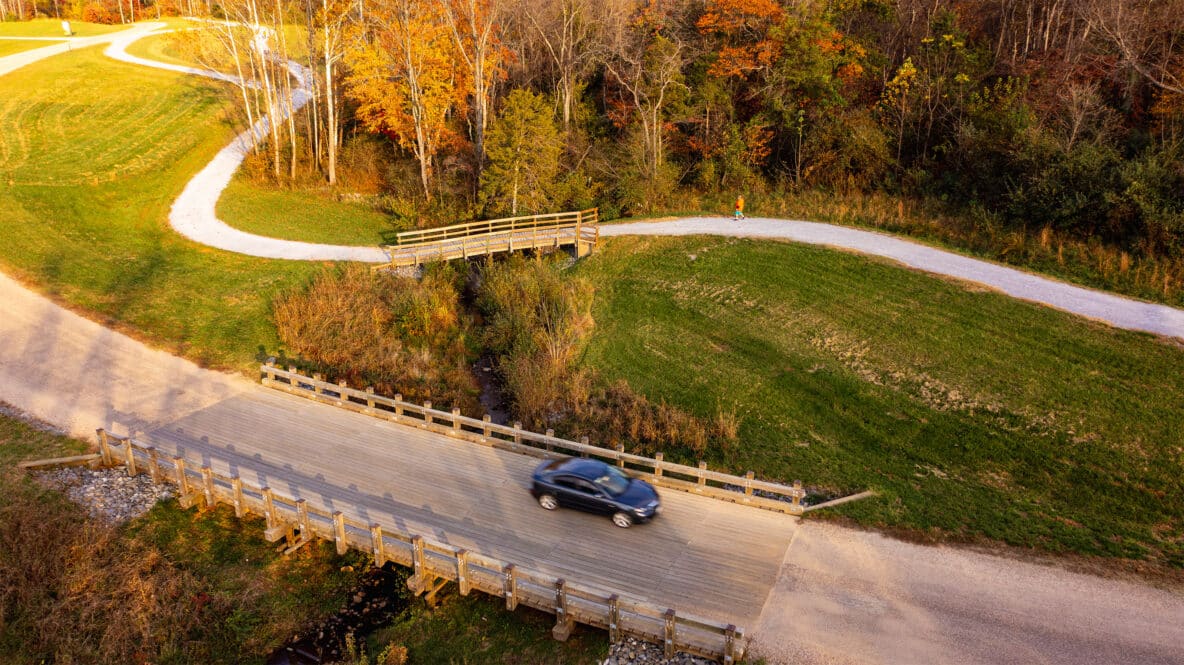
538;494;559;510
612;511;633;528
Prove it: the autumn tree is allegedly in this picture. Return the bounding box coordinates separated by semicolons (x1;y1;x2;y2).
345;0;465;200
313;0;355;184
603;4;691;203
480;89;563;215
442;0;511;180
521;0;605;132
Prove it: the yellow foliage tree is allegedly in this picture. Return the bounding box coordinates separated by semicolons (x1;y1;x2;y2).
344;0;467;200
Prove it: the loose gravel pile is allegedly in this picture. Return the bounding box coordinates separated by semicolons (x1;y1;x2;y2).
602;637;719;665
33;466;173;523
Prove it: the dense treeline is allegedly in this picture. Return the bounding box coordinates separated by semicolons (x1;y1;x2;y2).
9;1;1184;263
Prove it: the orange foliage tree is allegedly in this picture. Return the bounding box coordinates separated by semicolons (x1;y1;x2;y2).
344;0;467;200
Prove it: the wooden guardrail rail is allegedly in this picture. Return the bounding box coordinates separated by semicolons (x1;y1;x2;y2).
377;209;600;269
93;429;746;663
261;363;808;516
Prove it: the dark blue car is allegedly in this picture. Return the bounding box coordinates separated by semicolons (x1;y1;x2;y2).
530;457;661;528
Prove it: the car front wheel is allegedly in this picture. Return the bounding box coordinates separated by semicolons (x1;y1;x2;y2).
538;494;559;510
612;511;633;528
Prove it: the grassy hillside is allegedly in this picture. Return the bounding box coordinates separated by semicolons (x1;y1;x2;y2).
576;236;1184;566
0;45;319;370
0;18;125;37
217;176;398;246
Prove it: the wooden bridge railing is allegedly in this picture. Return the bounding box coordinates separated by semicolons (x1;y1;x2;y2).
377;209;600;269
261;363;808;516
394;208;598;245
94;429;746;663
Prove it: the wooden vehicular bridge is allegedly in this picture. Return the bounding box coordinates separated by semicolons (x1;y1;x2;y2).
28;363;821;663
377;209;601;269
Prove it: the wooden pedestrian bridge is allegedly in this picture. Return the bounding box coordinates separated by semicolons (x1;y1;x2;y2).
32;364;848;663
376;208;601;269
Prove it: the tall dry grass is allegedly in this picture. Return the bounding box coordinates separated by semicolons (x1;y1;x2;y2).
273;265;480;412
476;256;737;456
0;474;205;664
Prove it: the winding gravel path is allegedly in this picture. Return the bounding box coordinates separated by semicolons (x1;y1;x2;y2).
17;23;1179;338
2;25;1183;665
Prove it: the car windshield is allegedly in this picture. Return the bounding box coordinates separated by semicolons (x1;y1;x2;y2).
594;465;631;496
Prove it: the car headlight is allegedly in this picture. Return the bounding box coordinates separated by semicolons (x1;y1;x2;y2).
633;507;649;515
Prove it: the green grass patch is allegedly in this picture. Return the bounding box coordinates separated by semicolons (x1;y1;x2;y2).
0;18;125;37
123;30;200;69
0;38;62;56
218;176;400;245
0;45;322;371
372;591;607;664
575;236;1184;566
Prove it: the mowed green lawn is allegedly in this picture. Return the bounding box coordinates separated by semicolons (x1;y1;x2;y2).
0;46;320;370
576;236;1184;565
0;39;62;57
0;18;125;37
218;177;398;245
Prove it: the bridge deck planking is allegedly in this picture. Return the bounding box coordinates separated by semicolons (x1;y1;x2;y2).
143;387;798;627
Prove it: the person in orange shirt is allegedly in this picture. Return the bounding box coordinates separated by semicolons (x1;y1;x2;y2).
734;195;745;220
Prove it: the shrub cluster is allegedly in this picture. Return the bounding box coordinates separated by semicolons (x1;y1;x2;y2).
272;264;480;413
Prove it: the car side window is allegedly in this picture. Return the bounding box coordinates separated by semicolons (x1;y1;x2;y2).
554;476;583;491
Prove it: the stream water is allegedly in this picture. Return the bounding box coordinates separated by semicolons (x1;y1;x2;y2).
266;564;408;665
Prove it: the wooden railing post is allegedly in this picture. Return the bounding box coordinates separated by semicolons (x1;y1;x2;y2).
503;564;518;610
97;429;113;467
608;594;620;642
663;608;676;658
744;471;755;497
370;523;386;567
410;535;426;592
312;373;322;396
423;401;432;427
336;379;348;405
262;487;277;529
456;549;470;595
365;387;375;414
792;479;803;512
333;512;347;555
654;452;664;479
552;579;573;641
451;408;461;435
545;429;554;453
232;476;244;517
724;624;738;665
174;456;189;495
512;421;522;450
122;438;137;476
394;394;403;420
147;446;162;483
482;415;491;441
616;444;625;468
698;461;708;488
201;466;215;508
296;499;310;538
